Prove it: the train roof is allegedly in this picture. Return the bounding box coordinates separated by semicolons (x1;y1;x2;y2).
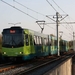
3;26;48;38
3;26;23;30
24;28;48;38
3;26;65;39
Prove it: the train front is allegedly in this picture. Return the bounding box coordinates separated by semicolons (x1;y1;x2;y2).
2;26;24;61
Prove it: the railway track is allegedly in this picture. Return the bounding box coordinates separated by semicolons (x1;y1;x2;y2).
0;56;55;74
0;51;74;75
17;53;74;75
0;62;12;67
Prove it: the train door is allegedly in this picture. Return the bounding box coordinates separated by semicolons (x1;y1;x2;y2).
23;33;32;60
29;35;35;56
24;33;30;54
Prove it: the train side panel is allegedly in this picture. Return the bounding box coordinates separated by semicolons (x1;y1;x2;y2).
50;35;58;55
23;29;35;60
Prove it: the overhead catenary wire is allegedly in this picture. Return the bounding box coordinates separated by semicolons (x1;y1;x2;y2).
0;0;38;20
46;24;56;30
14;0;64;32
15;0;59;32
46;14;72;39
13;0;57;31
14;0;61;31
52;0;67;14
1;0;73;40
61;20;74;35
46;0;72;35
68;16;74;30
46;0;57;12
52;0;74;33
46;0;73;40
1;0;56;32
46;14;73;35
13;0;46;16
61;20;73;33
46;24;73;39
13;0;57;27
63;32;73;40
13;0;59;24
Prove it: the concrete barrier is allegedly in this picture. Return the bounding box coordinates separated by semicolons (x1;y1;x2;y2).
44;58;72;75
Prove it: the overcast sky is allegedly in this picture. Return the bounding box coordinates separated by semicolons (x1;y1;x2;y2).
0;0;75;41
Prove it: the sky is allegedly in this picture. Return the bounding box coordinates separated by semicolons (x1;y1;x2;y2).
0;0;75;41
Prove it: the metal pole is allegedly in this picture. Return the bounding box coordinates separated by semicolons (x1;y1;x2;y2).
56;12;60;56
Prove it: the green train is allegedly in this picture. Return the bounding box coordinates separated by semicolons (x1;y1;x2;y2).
1;26;71;61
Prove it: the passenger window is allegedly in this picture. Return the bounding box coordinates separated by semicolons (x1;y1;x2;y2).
25;34;29;46
34;36;37;45
51;39;53;46
55;40;57;46
39;37;41;45
46;38;49;45
37;36;39;45
30;35;33;45
44;38;46;45
41;37;43;45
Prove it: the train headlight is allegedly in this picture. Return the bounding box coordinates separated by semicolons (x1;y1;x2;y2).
4;52;6;54
20;52;22;54
20;52;23;54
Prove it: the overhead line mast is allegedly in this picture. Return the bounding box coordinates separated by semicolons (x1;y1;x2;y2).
46;12;75;56
46;12;68;56
54;12;62;56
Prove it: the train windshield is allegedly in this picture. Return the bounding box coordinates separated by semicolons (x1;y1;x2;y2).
2;27;24;48
2;34;24;48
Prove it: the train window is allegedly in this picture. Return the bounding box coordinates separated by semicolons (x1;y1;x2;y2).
63;41;66;46
30;35;33;45
46;38;49;45
34;36;37;45
55;40;57;46
25;34;29;46
41;37;43;45
42;38;45;45
39;37;41;45
51;39;53;46
48;38;51;46
60;40;62;46
54;40;55;45
37;36;39;45
46;38;48;45
44;38;47;45
69;41;73;47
